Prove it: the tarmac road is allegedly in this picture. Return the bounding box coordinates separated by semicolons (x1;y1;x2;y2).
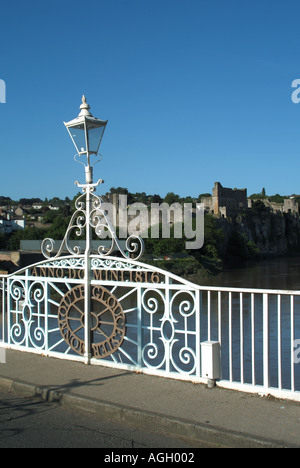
0;389;214;449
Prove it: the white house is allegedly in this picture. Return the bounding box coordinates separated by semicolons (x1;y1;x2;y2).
0;214;26;234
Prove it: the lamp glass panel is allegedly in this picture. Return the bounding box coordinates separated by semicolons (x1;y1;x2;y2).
70;123;86;153
87;126;105;153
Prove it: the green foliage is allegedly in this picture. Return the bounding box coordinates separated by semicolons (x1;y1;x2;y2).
163;192;180;205
44;215;71;240
9;227;45;250
198;193;211;201
249;190;267;200
0;232;8;249
147;256;201;277
247;240;261;257
200;214;224;259
144;224;185;256
268;194;285;203
251;200;267;211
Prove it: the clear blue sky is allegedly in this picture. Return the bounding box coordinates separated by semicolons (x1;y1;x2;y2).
1;0;300;201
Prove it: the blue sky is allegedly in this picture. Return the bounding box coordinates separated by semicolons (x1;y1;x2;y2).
1;0;300;200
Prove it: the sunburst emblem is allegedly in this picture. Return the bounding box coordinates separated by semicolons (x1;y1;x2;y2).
58;285;126;358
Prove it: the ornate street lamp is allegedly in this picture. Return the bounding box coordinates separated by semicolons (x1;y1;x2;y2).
64;95;108;183
42;95;144;262
41;96;144;363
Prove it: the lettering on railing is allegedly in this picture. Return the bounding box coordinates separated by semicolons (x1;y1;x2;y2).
31;266;163;284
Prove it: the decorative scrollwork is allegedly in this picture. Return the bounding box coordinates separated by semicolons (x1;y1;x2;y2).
170;341;197;375
29;282;45;305
169;290;197;374
141;289;166;370
31;324;45;349
125;235;145;260
42;180;144;261
142;342;166;370
11;323;25;345
170;291;196;320
10;279;25;302
142;289;166;315
9;280;46;350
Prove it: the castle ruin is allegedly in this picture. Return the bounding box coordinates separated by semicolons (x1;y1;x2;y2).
202;182;248;217
202;182;300;218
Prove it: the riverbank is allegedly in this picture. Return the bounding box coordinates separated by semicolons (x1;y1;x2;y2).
144;255;224;284
146;254;300;289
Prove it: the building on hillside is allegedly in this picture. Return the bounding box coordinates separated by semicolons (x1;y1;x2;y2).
201;182;248;218
247;197;300;215
0;212;26;233
283;197;299;214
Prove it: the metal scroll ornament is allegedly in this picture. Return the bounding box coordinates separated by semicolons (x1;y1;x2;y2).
41;180;144;261
58;285;126;358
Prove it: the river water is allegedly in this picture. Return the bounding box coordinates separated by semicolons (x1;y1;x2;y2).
199;256;300;291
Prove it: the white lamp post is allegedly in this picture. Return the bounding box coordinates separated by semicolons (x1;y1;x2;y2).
64;96;108;363
41;96;144;363
64;95;108;183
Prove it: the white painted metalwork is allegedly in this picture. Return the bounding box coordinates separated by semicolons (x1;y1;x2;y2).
1;96;299;402
1;256;300;401
0;256;202;374
41;177;144;261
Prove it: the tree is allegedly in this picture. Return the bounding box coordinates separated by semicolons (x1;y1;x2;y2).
252;200;267;211
109;187;128;195
164;192;180;205
151;194;163;204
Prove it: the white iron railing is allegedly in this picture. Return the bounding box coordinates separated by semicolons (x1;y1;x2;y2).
1;256;299;401
197;286;300;400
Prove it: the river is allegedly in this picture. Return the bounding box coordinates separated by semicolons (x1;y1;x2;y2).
199;256;300;291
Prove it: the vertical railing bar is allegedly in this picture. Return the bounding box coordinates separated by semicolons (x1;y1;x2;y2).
218;290;222;379
218;291;222;345
240;292;244;384
195;289;201;378
2;278;5;343
7;279;11;346
137;286;142;368
208;290;211;341
165;278;170;374
251;293;255;386
278;295;282;390
45;282;49;353
229;291;233;382
263;293;269;390
24;270;29;350
291;295;295;392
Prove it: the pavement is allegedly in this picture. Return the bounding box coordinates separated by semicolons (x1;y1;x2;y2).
0;349;300;448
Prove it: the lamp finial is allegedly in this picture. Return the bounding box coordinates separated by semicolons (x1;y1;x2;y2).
79;95;92;117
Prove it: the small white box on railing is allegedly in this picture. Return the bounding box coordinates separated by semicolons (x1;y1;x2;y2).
201;341;220;380
0;341;6;364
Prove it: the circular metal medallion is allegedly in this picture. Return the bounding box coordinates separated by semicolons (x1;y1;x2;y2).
58;285;126;358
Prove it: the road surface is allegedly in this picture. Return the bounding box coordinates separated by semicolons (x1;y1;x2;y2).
0;389;211;449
